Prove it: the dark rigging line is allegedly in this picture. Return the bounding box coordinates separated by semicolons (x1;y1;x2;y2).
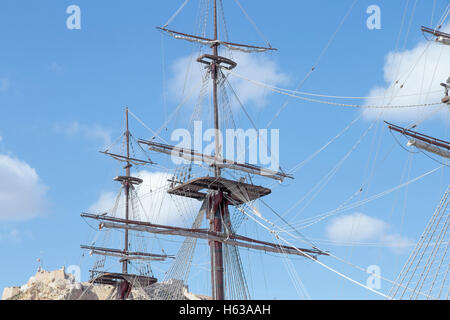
259;199;321;251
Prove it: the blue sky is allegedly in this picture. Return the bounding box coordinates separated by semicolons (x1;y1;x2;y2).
0;0;449;300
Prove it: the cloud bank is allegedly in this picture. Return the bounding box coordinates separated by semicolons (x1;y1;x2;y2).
363;24;450;123
168;51;289;108
325;212;413;253
0;154;49;221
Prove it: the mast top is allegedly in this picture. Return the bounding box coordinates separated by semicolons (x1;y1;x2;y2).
101;107;155;166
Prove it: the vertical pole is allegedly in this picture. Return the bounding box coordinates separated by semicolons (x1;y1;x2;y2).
209;0;225;301
212;0;221;176
123;107;130;274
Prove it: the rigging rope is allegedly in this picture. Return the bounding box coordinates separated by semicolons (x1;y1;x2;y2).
163;0;191;28
239;204;392;299
152;75;205;140
228;69;441;100
389;186;449;300
230;197;434;299
224;69;445;109
282;165;444;230
233;0;272;48
127;109;168;144
266;0;359;128
282;121;377;220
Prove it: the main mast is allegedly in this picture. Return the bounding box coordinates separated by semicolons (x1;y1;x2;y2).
210;0;225;300
212;0;221;176
143;0;326;301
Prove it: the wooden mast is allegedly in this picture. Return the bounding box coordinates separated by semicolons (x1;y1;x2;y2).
81;108;173;299
210;0;225;300
123;107;131;274
134;1;325;300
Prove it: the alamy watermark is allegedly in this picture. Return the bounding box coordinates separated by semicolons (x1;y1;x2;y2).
66;265;81;282
66;5;81;30
366;5;381;30
170;121;280;174
366;264;381;290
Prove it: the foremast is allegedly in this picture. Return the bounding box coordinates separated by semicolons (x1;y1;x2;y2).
81;108;173;300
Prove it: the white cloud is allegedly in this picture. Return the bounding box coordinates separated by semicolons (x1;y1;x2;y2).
0;154;49;221
88;191;117;214
326;212;413;253
55;121;112;148
88;171;201;227
168;51;289;108
326;212;387;242
363;23;450;122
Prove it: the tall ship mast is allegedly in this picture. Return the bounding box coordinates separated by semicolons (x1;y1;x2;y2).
81;0;327;301
148;0;327;300
81;108;174;300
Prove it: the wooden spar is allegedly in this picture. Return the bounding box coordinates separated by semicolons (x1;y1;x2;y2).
421;26;450;39
407;139;450;159
156;26;277;51
421;26;450;45
386;121;450;159
86;250;166;262
81;213;327;258
99;151;156;165
137;139;293;181
80;245;174;261
385;122;450;151
100;221;322;258
89;251;165;261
